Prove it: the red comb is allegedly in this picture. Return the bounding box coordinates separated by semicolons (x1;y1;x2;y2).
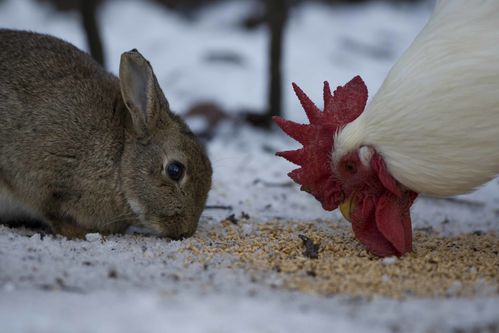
273;76;368;210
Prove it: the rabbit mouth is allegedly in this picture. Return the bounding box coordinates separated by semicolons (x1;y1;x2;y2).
127;220;186;239
125;211;194;240
152;213;195;240
125;198;192;238
126;224;160;237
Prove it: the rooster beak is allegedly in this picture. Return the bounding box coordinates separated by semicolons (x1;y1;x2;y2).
339;194;356;223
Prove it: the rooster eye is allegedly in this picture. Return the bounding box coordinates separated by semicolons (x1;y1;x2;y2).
166;161;185;182
345;161;357;174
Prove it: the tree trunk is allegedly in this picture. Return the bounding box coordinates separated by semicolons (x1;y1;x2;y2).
79;0;105;68
264;0;289;129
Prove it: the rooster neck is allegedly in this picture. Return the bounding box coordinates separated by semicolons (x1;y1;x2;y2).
332;115;367;167
341;0;499;197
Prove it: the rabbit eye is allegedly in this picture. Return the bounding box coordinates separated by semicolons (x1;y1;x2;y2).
166;161;185;182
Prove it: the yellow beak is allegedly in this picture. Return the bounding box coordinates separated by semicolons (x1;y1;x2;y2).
339;194;356;223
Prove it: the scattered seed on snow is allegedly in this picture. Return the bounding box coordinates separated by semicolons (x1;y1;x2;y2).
180;219;499;298
242;223;253;235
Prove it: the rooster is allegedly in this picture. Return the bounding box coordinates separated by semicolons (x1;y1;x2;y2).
274;0;499;257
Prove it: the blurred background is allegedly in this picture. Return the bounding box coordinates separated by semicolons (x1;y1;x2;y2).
0;0;433;139
0;0;435;218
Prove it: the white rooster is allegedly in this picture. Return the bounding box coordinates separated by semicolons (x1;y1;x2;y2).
275;0;499;256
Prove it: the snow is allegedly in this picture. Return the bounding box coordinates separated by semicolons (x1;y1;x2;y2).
2;289;499;333
1;225;498;333
382;256;398;266
1;0;498;332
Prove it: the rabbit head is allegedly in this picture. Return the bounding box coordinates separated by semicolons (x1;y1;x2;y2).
118;50;212;239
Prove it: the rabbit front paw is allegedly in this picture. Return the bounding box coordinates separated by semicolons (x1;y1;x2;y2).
48;217;90;239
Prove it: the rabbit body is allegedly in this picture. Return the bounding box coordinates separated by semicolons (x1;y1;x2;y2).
0;30;212;239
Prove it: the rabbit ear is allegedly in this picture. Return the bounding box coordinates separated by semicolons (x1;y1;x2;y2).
119;49;163;139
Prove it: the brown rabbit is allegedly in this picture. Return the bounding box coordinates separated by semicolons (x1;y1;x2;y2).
0;29;212;239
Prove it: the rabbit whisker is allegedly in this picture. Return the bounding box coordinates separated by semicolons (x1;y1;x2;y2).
102;214;138;227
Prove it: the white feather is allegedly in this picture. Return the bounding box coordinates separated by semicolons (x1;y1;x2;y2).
334;0;499;196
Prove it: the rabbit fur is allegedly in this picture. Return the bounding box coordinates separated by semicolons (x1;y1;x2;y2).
0;29;212;239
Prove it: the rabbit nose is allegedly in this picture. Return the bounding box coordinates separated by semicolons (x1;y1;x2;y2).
166;224;196;240
180;227;196;239
169;230;194;240
173;233;188;240
159;214;197;240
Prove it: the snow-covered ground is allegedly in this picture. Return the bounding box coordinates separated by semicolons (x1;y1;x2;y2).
1;0;498;332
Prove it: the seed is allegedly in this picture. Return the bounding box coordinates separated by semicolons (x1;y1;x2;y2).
179;219;499;298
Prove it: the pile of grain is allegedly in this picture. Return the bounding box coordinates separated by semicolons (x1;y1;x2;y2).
183;218;499;298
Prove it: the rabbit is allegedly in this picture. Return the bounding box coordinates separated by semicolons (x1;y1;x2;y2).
0;29;212;239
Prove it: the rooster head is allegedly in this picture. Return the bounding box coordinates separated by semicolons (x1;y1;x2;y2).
273;76;418;257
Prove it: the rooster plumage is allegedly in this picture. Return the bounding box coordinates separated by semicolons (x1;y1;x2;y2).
334;0;499;196
275;0;499;257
